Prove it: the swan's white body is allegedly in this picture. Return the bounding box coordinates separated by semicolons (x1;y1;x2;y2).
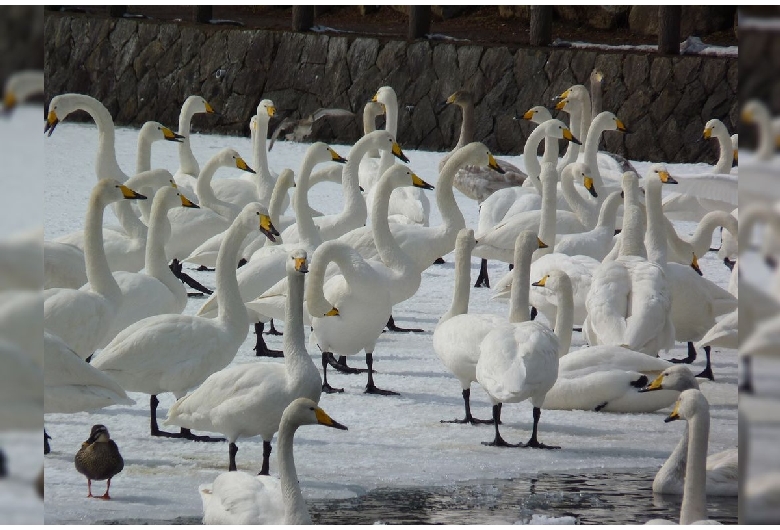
0;290;43;367
0;338;43;431
199;398;346;525
44;180;147;360
0;227;43;292
43;331;133;414
91;203;276;400
165;251;321;465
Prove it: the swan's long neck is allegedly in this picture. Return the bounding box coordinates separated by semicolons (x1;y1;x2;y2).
583;113;611;187
560;168;598;228
145;195;184;302
508;240;534;324
276;418;312;525
72;95;125;184
196;157;234;218
334;137;370;228
455;101;475;151
524;125;556;194
552;275;574;356
215;217;251;333
269;176;291;230
283;265;314;378
363;111;380;158
307;242;361;317
680;406;710;525
619;203;646;258
253;116;275;204
655;423;689;494
560;107;582;167
377;96;399;176
644;179;667;267
84;194;122;305
691;211;738;256
713;128;733;174
432;148;469;247
536;169;558;258
371;177;410;273
595;191;622;232
177;98;200;177
441;240;472;323
293;154;322;248
579;97;593;144
755;111;775;161
590;72;603;121
135;129;153;174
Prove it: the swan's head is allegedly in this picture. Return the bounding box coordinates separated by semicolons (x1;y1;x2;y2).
445;90;474;107
381;164;434;191
126;168;178;194
731;134;738;166
565;162;597;198
646;164;677;185
554;85;588;112
283;398;348;431
531;269;572;294
640;365;699;394
541;119;581;145
703;119;727;140
664;389;709;423
257;99;276;119
307;142;347;165
44;94;74;136
371;86;397;109
596;111;627;133
140;121;185;143
742;99;769;125
287;249;309;275
95;179;147;205
85;424;113;444
241;202;279;242
620;171;640;198
455;228;477;254
363;100;385;121
367;130;409;163
522;105;553;125
218;148;255;174
277;168;296;190
153;186;199;211
513;231;546;262
457;142;505;174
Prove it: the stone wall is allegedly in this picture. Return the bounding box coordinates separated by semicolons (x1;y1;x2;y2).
44;12;738;164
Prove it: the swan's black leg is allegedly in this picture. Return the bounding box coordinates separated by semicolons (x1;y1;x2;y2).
695;346;715;380
671;342;697;364
530;307;538;321
254;322;283;357
441;388;492;424
481;404;516;447
169;259;214;296
258;441;272;475
522;407;560;449
265;319;283;336
150;395;182;438
44;431;51;455
322;352;344;393
386;315;424;333
197;265;215;272
228;443;238;471
327;352;368;374
474;259;490;288
434;257;445;264
364;353;399;395
723;257;735;271
739;357;754;394
237;258;247;268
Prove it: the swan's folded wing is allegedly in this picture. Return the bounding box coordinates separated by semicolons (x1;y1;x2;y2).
543;369;640;411
203;472;284;525
559;346;673;374
623;262;673;353
585;262;631;345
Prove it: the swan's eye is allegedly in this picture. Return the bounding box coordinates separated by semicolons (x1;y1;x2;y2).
309;407;315;411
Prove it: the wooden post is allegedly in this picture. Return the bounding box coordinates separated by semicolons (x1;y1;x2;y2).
408;6;431;40
107;6;126;18
529;6;553;47
658;6;682;55
292;6;315;31
193;6;212;24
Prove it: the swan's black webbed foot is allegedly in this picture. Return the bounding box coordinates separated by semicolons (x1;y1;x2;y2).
670;342;697;364
322;382;344;394
433;257;445;264
180;428;225;442
197;265;215;272
386;315;424;333
723;257;735;271
44;431;52;455
364;384;399;396
695;346;714;381
264;320;284;336
521;439;561;450
253;323;283;357
326;352;368;374
482;435;519;447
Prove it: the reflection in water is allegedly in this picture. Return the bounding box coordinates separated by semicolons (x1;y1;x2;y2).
100;470;738;525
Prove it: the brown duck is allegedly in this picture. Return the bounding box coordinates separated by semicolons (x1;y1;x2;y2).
74;424;123;500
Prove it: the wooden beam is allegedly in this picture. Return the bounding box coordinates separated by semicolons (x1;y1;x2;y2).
658;6;682;55
193;6;212;24
292;6;315;31
408;5;431;40
529;6;553;47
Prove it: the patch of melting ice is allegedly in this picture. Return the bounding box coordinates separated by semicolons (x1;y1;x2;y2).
99;469;738;525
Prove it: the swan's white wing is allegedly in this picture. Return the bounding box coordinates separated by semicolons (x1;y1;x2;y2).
44;289;114;360
585;261;631;346
705;447;738;497
201;472;284;525
669;173;738;205
0;339;43;430
696;310;738;350
623;261;674;354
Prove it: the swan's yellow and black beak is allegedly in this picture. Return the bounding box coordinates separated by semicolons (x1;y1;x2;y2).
412;173;435;190
2;91;16;114
446;93;457;105
702;127;713;140
615;118;628;133
267;105;276;118
488;153;505;174
204;101;216;114
523;109;537;121
639;373;664;393
555;89;571;101
258;213;280;242
391;142;410;163
659;170;677;184
584;176;597;198
554;98;568;111
741;109;753;124
325;307;339;317
119;185;147;200
170;179;178;188
690;254;703;276
538;237;548;249
733;149;738;166
162;127;186;142
562;128;581;145
532;275;548;287
44;110;59;136
371;93;379;103
329;147;347;164
180;194;199;208
294;257;309;274
315;407;348;430
664;400;681;423
236;157;256;174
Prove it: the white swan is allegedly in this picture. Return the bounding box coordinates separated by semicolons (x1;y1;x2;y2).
696;310;738;351
0;228;43;292
165;250;321;474
0;290;43;366
644;389;721;524
0;338;43;431
664;211;738;268
198;398;347;525
43;179;147;361
165;148;256;261
43;331;133;414
134;121;185;174
98;186;200;345
1;70;44;113
474;266;564;448
640;365;738;497
91;202;278;439
439;90;526;202
435;230;544;425
307;165;436;395
584;169;676;356
172;95;217;198
555;188;623;260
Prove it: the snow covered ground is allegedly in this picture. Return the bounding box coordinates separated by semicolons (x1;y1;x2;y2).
36;106;742;524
